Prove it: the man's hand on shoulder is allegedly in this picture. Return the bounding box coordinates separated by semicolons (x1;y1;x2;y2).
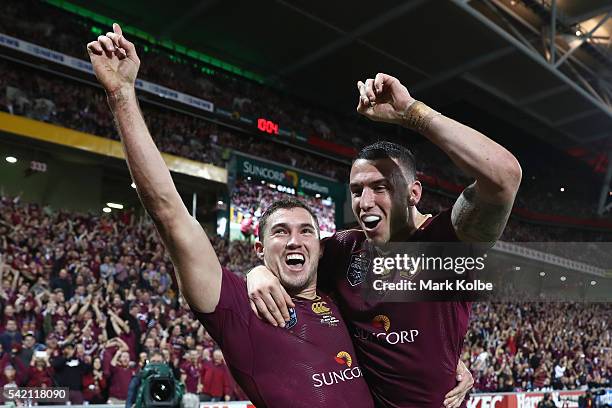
247;265;294;327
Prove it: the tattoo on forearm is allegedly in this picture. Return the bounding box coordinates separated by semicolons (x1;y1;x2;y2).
451;183;513;243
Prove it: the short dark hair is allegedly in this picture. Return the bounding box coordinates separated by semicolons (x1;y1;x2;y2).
258;198;319;240
355;141;416;180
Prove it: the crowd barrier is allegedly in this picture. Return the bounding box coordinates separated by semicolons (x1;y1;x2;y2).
468;389;610;408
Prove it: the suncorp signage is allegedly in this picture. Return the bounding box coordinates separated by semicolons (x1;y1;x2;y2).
239;156;332;196
242;160;288;184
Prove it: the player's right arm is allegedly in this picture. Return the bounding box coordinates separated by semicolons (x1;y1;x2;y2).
87;24;221;313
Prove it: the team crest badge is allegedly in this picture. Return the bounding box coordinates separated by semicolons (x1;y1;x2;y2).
285;307;298;329
347;251;369;286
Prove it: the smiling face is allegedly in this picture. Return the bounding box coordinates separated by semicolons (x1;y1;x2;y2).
350;158;420;247
255;207;321;296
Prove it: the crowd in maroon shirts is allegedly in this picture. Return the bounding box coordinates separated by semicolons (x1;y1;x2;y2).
0;195;257;402
464;303;610;393
230;178;337;236
0;193;609;403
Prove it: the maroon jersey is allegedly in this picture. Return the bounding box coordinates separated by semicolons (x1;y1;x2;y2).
192;269;374;408
320;209;471;408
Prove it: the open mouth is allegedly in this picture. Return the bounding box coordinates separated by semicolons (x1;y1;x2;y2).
361;214;382;230
285;253;305;268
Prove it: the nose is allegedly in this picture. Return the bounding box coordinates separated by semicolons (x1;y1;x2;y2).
286;230;303;249
359;187;375;211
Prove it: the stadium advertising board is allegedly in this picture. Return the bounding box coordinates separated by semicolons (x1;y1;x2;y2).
467;390;584;408
234;152;343;201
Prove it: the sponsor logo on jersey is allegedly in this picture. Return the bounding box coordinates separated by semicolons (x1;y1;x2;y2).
372;315;391;332
312;301;331;315
347;251;369;286
334;351;352;367
353;315;419;345
312;352;363;388
310;299;339;327
285;307;298;329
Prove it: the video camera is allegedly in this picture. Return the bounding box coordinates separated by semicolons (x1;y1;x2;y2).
134;362;184;408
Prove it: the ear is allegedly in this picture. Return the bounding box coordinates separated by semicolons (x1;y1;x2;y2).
408;180;422;207
254;240;265;260
318;241;325;260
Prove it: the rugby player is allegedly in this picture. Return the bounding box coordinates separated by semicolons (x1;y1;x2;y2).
87;25;374;407
248;74;522;407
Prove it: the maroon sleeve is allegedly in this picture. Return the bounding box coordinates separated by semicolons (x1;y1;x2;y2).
317;230;364;291
189;269;253;374
419;208;460;242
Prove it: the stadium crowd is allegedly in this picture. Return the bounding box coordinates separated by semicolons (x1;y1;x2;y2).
0;195;257;402
464;303;610;392
0;193;609;403
230;178;336;237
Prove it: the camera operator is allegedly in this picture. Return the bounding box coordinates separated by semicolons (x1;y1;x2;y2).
125;349;165;408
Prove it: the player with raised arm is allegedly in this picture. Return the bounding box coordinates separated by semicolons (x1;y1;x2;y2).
248;74;522;407
87;25;374;408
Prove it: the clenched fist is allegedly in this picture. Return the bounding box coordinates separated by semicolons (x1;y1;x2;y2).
356;73;416;125
86;23;140;96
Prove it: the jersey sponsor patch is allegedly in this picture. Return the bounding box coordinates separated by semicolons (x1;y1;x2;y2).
347;252;369;286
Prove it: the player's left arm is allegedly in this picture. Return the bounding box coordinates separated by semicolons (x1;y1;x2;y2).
357;73;521;244
423;114;521;243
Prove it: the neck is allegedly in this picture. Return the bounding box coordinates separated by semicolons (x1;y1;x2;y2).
408;207;430;231
384;207;430;245
292;283;317;300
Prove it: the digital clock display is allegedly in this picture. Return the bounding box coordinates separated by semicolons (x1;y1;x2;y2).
257;118;279;135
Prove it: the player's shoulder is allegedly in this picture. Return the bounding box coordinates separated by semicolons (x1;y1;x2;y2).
322;228;367;252
416;208;459;241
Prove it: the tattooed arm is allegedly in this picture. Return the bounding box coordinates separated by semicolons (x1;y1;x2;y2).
451;183;513;244
418;113;521;244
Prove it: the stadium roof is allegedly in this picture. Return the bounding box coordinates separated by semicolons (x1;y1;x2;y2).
50;0;612;153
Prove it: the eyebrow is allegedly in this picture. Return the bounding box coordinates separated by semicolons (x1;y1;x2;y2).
350;177;389;189
270;222;316;230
